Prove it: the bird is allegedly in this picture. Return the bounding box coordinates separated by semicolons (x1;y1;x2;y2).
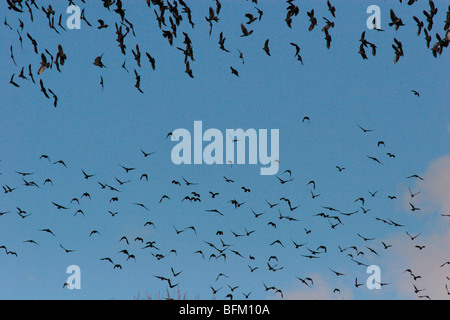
408;188;421;198
245;13;257;25
262;39;271;56
53;160;67;168
210;286;222;295
99;76;104;91
393;38;404;63
120;165;136;173
60;244;75;253
237;49;245;64
47;89;58;107
145;52;156;71
248;265;259;273
24;240;39;245
296;277;313;288
407;174;424;180
387;153;396;158
218;32;230;52
185;61;194;78
230;66;239;77
38;53;50;75
159;195;170;203
406;232;421;241
327;1;336;18
276;176;293;184
355;278;364;288
134;69;144;93
134;203;149;211
115;177;130;185
209;191;219;198
382;242;392;250
182;177;198;186
290;42;301;57
40;229;55;236
389;9;405;30
251;209;264;218
98;19;108;29
367;155;383;165
413;284;425;294
9;74;20;88
52;202;69;210
82;170;96;180
307;9;317;31
39;79;50;99
26;33;38;53
413;16;424;36
89;230;101;238
240;23;253;37
358;125;374;133
357;233;375;242
93;54;106;68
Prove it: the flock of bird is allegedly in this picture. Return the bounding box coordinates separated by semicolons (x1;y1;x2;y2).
3;125;448;300
2;0;450;300
3;139;442;300
5;0;450;107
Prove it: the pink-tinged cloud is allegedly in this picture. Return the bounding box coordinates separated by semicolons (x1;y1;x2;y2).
387;155;450;299
402;155;450;215
387;229;450;300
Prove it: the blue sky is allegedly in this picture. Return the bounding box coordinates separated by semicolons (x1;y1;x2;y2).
1;0;449;300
